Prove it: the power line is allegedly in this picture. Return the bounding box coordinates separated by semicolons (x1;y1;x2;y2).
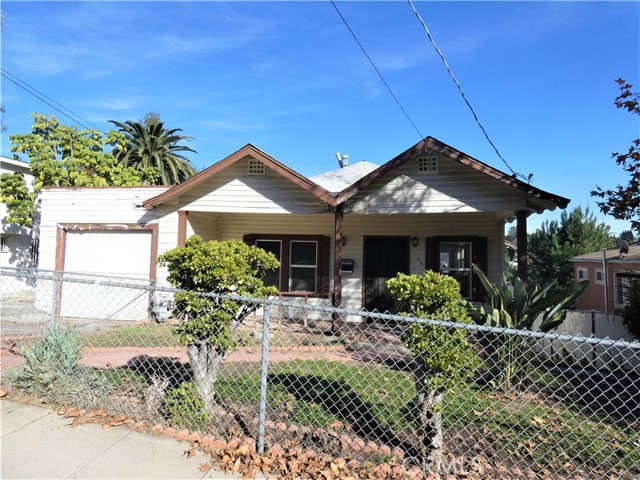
407;0;528;181
330;0;424;141
0;68;106;133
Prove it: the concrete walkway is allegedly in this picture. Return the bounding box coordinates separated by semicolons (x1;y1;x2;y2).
0;399;241;479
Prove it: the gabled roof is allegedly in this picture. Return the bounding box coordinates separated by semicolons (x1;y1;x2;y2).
144;137;569;214
335;137;570;213
144;144;337;209
310;160;379;194
571;244;640;264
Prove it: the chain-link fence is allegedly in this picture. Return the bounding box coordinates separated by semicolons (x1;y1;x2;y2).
1;267;639;479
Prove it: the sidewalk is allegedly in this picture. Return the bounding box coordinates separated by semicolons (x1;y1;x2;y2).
0;399;242;479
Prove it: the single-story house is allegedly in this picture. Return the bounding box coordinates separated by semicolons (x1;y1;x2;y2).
36;137;569;319
572;243;640;312
1;156;34;272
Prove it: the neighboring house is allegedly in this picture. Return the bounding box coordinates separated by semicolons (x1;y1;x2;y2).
1;156;34;271
36;137;569;318
572;244;640;312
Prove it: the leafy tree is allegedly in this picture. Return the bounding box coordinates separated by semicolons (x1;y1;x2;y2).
619;229;636;242
469;266;588;389
529;207;612;292
386;271;479;471
4;113;158;227
592;79;640;235
158;236;279;408
0;172;35;227
110;117;197;185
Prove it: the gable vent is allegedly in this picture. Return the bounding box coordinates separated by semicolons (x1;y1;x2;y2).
247;159;266;176
417;155;438;173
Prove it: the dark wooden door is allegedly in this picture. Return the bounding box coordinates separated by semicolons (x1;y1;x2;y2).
363;236;410;312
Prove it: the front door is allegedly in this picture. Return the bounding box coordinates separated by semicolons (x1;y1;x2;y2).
363;236;410;312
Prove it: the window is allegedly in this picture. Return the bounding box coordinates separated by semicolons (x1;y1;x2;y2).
245;234;330;296
0;236;7;253
290;241;317;292
577;268;588;281
256;240;281;289
426;236;487;300
615;272;640;307
440;242;472;298
595;269;604;284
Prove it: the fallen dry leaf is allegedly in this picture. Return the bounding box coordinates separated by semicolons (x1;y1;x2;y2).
183;448;196;459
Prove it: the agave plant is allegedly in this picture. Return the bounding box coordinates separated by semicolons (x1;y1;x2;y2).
468;265;588;389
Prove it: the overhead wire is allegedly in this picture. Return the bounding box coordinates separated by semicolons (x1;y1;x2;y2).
330;0;424;141
406;0;529;181
1;68;106;134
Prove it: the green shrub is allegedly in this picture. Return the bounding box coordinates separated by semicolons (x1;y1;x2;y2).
386;270;479;470
164;381;214;432
10;326;83;396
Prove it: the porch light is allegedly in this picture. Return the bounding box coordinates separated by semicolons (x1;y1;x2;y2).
412;237;419;247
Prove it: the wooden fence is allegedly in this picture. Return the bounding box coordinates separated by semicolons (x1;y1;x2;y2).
534;311;640;371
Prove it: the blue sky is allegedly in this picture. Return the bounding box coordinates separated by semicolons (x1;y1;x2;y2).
1;1;638;235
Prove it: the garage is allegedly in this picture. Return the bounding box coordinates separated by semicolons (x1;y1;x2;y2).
57;225;158;321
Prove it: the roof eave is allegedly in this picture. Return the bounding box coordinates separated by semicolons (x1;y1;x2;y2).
143;144;337;209
334;136;570;212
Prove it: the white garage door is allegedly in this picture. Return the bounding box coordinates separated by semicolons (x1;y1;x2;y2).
60;230;153;320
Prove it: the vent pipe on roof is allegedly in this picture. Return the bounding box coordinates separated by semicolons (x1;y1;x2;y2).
336;152;349;168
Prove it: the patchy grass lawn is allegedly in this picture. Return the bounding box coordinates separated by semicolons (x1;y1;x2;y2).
212;360;639;472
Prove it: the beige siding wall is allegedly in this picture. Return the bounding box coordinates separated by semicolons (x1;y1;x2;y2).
39;187;505;309
38;187;172;274
175;159;328;214
347;154;527;214
193;211;504;308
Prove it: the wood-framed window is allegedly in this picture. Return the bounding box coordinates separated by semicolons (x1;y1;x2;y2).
425;236;487;301
244;234;330;297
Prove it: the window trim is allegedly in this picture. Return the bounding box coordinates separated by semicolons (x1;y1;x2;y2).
244;234;330;298
577;268;589;281
594;269;604;285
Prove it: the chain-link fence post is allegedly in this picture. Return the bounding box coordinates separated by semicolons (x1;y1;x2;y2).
49;270;60;328
257;298;271;454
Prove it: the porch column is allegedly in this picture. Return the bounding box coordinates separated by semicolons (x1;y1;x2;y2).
332;205;344;333
516;210;528;285
177;210;189;246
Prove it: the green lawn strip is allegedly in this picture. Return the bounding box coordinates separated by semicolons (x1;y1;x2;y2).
443;382;639;470
79;323;179;348
80;357;638;472
77;324;340;349
213;360;638;471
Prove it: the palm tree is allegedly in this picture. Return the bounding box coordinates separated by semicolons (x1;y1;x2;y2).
109;119;197;185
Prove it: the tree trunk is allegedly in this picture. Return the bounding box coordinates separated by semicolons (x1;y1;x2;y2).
414;366;444;473
187;341;225;409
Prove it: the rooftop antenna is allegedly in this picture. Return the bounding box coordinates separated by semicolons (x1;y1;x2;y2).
617;238;629;258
